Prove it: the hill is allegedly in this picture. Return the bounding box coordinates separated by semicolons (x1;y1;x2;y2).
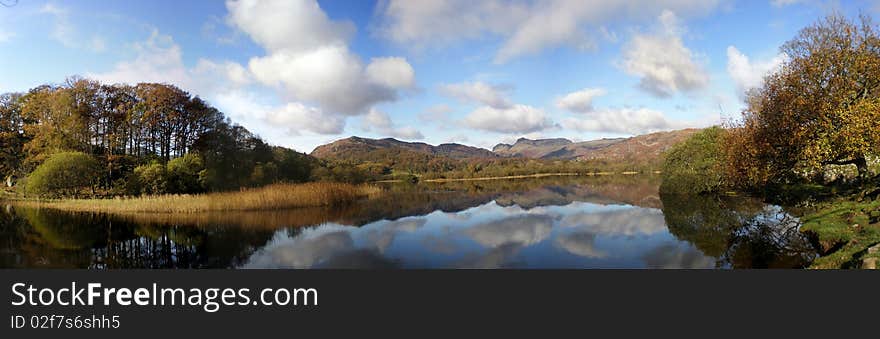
492;129;700;164
311;137;498;161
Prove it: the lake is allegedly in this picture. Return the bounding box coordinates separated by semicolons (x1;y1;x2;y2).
0;176;818;269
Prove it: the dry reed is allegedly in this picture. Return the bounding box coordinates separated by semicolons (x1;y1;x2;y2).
13;182;382;214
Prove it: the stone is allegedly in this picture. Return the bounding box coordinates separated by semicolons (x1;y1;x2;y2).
862;257;878;270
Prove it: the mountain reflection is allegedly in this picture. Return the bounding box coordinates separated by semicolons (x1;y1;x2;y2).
0;175;818;268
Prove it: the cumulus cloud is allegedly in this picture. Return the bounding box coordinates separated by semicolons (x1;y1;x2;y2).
227;0;416;115
564;107;685;135
620;10;709;97
366;57;416;89
555;87;607;113
376;0;721;63
726;46;788;96
439;81;512;109
464;104;555;134
266;102;346;135
210;91;345;135
362;108;424;140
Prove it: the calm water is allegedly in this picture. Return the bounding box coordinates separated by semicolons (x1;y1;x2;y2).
0;176;818;269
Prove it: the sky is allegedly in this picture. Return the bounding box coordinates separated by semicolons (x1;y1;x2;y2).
0;0;878;153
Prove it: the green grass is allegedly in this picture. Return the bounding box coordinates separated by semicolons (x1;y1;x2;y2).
800;199;880;268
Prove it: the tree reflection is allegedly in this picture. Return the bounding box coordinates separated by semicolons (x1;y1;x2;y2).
660;193;817;268
1;206;275;268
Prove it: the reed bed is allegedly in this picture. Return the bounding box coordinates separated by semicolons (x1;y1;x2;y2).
14;182;382;214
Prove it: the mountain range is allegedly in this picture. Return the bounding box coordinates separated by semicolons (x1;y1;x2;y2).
311;129;699;164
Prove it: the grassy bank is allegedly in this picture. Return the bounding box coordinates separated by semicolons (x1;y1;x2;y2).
10;182;382;214
800;198;880;269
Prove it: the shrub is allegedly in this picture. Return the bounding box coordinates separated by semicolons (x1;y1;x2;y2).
167;153;205;194
133;161;168;195
25;152;98;198
661;127;728;194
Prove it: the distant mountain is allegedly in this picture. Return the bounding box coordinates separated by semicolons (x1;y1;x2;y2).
492;129;700;163
311;129;700;166
311;137;498;161
492;138;574;158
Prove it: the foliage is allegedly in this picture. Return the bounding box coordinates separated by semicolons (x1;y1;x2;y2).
660;127;727;194
24;152;98;198
1;78;315;196
166;153;205;194
132;161;168;195
725;14;880;187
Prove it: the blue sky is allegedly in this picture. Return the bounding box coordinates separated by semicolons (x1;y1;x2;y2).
0;0;877;152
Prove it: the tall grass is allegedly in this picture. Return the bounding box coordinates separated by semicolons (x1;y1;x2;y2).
15;182;382;214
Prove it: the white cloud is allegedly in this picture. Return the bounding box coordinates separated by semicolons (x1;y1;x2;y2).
726;46;788;96
564;107;685;135
365;57;416;89
556;87;607;113
227;0;415;115
192;59;252;88
439;81;512;109
771;0;803;7
226;0;353;53
362;108;424;140
90;29;190;86
464;104;555;134
376;0;721;63
620;10;709;97
266;102;346;135
214;92;345;135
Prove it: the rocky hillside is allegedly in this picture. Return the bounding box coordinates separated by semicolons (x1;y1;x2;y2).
492;129;700;163
311;129;700;165
311;137;498;161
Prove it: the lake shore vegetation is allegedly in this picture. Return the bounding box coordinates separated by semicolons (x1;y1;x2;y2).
661;14;880;268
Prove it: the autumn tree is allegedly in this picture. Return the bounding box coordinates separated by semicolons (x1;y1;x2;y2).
726;14;880;186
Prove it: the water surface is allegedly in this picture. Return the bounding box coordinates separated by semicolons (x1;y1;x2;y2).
0;176;817;269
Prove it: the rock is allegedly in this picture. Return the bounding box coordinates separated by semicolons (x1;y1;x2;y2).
868;244;880;255
862;257;878;269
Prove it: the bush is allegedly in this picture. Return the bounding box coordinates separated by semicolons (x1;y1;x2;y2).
167;153;205;194
661;127;728;194
133;161;168;195
25;152;98;198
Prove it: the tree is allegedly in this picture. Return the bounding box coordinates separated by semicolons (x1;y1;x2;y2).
661;127;727;194
132;161;168;195
167;153;205;194
727;14;880;186
0;93;26;181
24;152;98;198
